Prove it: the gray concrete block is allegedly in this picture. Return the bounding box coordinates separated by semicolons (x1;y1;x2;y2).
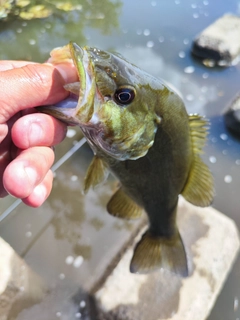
94;198;240;320
0;238;47;320
192;14;240;66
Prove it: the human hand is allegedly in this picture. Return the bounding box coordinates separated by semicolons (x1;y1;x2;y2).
0;60;77;207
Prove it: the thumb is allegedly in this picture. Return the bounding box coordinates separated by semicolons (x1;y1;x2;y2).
0;62;78;123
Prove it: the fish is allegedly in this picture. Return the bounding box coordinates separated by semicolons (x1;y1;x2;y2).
37;42;214;277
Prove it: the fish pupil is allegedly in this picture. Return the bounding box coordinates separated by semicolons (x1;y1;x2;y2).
114;88;135;105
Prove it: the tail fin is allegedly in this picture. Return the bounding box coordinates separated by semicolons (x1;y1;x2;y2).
130;231;188;277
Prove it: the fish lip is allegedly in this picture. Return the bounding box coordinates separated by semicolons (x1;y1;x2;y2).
37;43;104;127
69;42;105;124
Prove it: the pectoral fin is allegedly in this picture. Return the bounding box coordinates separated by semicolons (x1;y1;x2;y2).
181;115;214;207
107;188;143;219
84;156;109;193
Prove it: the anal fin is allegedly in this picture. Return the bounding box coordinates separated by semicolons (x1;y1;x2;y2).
107;188;143;219
130;231;188;277
84;156;109;193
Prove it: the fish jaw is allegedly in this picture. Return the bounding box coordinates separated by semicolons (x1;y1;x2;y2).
38;43;102;126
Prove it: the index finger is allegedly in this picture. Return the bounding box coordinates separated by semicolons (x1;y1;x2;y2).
0;62;78;123
0;60;37;71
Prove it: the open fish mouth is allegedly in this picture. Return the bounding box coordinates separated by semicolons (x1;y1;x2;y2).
37;42;101;127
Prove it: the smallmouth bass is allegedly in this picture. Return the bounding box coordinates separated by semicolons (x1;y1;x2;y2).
38;42;214;277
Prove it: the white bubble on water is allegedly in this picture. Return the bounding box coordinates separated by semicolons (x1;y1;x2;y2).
191;3;197;8
175;0;181;4
17;28;22;33
75;313;82;318
73;256;84;268
56;312;62;317
136;29;142;35
234;297;239;311
211;137;217;143
80;301;86;308
71;175;78;182
25;231;32;238
186;94;195;101
179;51;186;58
29;39;36;45
193;13;199;18
158;36;165;43
151;1;157;6
65;256;74;265
203;0;209;5
147;41;154;48
184;66;195;74
209;156;216;163
201;86;208;93
236;159;240;165
183;38;189;45
224;175;232;183
222;150;228;155
143;29;150;36
220;133;228;141
202;72;209;79
59;273;65;280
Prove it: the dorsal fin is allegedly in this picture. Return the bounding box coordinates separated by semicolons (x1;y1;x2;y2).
107;187;143;219
181;114;214;207
84;156;109;193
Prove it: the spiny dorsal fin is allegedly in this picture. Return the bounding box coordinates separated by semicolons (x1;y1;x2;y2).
107;188;143;219
181;114;214;207
130;231;188;277
84;156;109;193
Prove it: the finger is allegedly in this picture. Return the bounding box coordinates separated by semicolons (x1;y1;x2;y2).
22;170;53;207
12;113;67;149
0;61;37;71
3;146;54;199
0;62;78;123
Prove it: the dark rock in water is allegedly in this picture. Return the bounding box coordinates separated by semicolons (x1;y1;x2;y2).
192;14;240;66
224;94;240;139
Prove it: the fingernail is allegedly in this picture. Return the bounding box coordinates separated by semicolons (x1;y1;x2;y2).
33;184;47;201
25;167;38;186
29;122;43;144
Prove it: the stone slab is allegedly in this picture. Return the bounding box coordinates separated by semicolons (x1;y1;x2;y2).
0;238;47;320
192;14;240;66
94;198;240;320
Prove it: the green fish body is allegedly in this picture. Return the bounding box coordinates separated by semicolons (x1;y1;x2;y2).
38;43;214;277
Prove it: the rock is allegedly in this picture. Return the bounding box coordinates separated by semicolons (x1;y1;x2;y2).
93;198;240;320
224;93;240;139
0;238;47;320
192;14;240;66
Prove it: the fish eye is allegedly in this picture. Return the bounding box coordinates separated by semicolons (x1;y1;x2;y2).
114;87;135;105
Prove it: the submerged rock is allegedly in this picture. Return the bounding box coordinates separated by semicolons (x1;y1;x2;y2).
224;93;240;139
192;14;240;67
